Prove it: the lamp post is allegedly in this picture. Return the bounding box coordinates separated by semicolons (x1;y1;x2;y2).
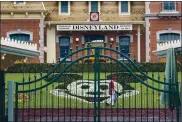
76;38;79;50
110;38;114;48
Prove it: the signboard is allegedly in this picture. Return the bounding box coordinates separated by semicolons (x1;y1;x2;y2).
90;12;99;21
57;24;132;31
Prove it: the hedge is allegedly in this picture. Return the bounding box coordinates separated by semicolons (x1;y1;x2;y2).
6;62;182;73
44;74;83;89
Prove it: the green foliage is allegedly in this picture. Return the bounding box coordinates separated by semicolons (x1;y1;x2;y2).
44;74;83;89
6;62;182;73
107;72;147;83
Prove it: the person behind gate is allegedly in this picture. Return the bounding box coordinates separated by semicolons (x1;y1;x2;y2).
106;76;116;106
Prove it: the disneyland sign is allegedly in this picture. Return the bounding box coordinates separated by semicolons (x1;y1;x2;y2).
56;24;132;31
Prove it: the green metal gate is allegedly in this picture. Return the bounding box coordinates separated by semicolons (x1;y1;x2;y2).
12;45;180;122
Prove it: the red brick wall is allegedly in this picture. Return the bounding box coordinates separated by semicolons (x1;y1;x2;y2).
149;19;182;62
149;2;182;14
1;19;40;63
55;31;146;62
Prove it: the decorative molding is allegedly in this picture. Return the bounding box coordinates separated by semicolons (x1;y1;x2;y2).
0;37;38;52
156;39;181;51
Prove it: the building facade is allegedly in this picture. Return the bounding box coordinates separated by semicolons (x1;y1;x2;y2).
1;1;181;63
44;1;145;63
1;1;47;63
145;1;182;62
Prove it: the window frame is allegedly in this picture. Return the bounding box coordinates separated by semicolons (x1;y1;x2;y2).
9;33;30;42
58;1;71;15
159;33;180;42
119;36;131;59
7;30;33;42
156;30;181;42
162;1;177;12
89;1;101;13
119;1;131;15
58;36;71;60
13;1;26;5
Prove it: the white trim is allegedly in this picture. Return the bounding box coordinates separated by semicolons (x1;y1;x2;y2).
145;18;150;62
39;19;44;63
118;35;132;57
156;30;181;42
119;1;130;15
6;30;33;41
56;35;71;60
13;1;26;5
89;1;101;13
145;2;150;14
161;1;178;13
137;25;141;62
117;34;133;43
58;1;70;15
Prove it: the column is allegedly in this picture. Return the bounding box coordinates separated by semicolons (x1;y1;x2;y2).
39;19;44;63
137;25;141;62
47;25;56;63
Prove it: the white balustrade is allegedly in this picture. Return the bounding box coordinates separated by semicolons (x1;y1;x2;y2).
157;40;181;51
0;37;38;52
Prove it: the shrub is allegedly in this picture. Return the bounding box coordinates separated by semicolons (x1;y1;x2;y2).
6;62;182;73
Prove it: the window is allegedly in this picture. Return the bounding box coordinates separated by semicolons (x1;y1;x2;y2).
159;33;180;42
59;1;70;15
119;1;130;15
163;2;176;11
14;1;26;5
89;1;100;13
119;36;130;57
59;36;70;58
10;34;30;42
84;35;105;43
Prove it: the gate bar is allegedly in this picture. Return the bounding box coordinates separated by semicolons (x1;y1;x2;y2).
0;70;6;122
8;81;14;122
180;82;182;122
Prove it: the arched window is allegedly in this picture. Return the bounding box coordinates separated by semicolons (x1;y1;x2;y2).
159;33;180;42
10;33;30;42
59;36;70;58
119;36;130;57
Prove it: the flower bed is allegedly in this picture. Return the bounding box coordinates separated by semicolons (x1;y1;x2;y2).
50;80;139;103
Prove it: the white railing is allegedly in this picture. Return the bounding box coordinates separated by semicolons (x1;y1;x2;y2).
157;40;181;51
0;37;38;51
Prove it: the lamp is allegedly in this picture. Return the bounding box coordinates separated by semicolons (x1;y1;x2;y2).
110;38;114;42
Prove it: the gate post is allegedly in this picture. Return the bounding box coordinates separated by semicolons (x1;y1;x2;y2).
0;70;6;122
180;82;182;122
8;81;14;122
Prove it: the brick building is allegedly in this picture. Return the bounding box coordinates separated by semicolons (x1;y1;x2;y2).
44;1;145;63
0;1;47;63
1;1;181;63
145;1;182;62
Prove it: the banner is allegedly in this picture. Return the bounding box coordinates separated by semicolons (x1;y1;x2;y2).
57;24;132;31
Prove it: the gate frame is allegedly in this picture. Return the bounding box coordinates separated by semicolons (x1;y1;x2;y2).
0;70;6;122
11;46;181;122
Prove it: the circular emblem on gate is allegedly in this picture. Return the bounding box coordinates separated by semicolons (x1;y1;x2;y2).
90;12;99;21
